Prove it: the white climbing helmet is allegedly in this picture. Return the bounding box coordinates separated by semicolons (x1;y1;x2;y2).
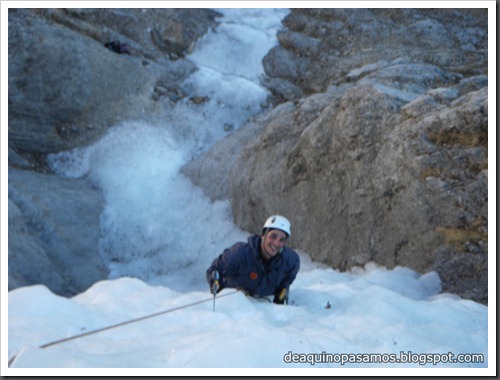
262;215;292;237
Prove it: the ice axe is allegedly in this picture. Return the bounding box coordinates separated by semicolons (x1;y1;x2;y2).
211;270;220;312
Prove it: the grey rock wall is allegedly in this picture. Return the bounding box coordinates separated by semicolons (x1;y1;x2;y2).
8;8;220;296
8;168;108;296
184;9;488;304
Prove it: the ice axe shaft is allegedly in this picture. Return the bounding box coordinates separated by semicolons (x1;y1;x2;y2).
212;271;220;312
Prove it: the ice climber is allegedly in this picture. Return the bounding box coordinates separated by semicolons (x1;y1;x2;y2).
206;215;300;305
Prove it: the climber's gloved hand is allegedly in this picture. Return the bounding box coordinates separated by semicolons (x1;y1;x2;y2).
273;288;288;305
210;271;221;295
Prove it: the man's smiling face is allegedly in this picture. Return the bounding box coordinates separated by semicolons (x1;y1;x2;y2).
260;229;287;261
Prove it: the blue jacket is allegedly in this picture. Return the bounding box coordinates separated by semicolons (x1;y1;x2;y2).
206;235;300;298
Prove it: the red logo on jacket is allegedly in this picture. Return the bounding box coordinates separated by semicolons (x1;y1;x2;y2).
249;272;258;280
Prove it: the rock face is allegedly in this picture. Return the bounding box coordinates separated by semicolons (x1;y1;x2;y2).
8;8;219;162
8;8;220;296
183;9;488;304
262;9;487;103
8;168;108;296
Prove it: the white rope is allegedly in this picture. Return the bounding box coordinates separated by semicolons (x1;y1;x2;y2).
8;289;239;367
